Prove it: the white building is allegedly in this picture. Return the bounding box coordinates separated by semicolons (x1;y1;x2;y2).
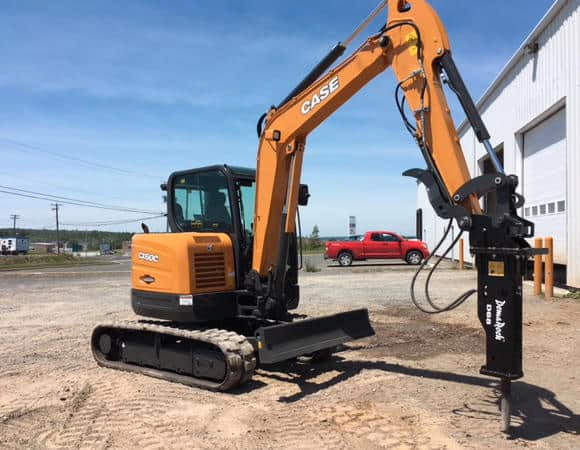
0;237;30;255
417;0;580;287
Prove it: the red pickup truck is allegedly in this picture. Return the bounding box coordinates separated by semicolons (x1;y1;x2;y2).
325;231;429;266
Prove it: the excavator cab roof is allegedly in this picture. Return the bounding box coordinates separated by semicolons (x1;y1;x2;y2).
226;165;255;179
167;165;255;183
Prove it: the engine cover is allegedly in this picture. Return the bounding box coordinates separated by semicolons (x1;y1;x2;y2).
131;232;236;295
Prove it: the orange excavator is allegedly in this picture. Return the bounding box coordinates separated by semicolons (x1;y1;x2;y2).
92;0;543;431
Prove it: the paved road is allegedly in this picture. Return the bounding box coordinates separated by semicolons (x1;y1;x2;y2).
0;257;131;288
303;253;439;271
0;257;130;274
2;254;424;275
0;254;443;285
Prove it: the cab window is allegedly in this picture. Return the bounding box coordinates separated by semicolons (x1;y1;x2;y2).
172;169;233;232
236;178;256;240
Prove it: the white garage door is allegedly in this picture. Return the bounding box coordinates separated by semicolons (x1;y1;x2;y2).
523;108;567;264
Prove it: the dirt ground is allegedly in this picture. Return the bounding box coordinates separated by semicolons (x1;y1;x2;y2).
0;261;579;449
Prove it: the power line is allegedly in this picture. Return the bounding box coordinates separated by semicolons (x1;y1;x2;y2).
0;188;162;214
1;184;161;213
1;185;131;209
61;214;166;227
0;189;124;211
0;137;159;178
0;168;130;201
0;185;163;214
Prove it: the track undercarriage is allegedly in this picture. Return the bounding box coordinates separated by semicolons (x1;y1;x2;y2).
91;309;374;391
92;321;257;391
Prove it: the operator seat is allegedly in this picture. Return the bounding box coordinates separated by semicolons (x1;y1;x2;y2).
206;191;231;226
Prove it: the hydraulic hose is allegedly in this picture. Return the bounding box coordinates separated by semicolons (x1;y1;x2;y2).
409;219;476;314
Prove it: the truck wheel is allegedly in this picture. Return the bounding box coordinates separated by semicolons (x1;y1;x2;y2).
405;250;423;265
337;252;353;267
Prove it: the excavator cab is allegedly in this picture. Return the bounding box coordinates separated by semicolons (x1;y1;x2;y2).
167;166;246;235
167;165;257;286
130;165;300;323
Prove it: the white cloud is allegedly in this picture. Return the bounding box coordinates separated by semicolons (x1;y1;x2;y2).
0;11;328;108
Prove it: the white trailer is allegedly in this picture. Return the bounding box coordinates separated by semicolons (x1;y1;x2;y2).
0;237;30;255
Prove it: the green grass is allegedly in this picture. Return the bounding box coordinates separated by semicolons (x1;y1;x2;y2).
563;290;580;300
301;245;325;254
302;249;324;255
0;254;105;271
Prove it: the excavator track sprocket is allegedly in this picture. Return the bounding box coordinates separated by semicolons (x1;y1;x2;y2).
91;321;257;391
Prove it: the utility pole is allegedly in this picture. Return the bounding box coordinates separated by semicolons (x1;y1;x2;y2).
51;204;61;254
9;214;21;233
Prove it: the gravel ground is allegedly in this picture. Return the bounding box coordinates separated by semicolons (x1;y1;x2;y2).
0;260;579;449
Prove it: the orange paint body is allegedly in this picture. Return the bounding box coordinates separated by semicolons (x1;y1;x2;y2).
131;233;236;295
545;237;554;299
534;237;543;295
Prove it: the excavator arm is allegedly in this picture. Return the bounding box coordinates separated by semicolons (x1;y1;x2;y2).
250;0;544;431
251;0;480;291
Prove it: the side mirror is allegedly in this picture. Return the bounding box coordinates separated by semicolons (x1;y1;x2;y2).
298;184;310;206
160;183;167;191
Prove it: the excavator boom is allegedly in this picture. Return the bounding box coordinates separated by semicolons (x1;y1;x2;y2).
252;0;481;281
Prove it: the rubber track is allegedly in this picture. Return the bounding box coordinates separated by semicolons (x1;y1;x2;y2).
91;321;257;391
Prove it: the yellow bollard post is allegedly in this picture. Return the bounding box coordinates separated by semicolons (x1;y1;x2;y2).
459;238;464;270
545;237;554;299
534;238;543;296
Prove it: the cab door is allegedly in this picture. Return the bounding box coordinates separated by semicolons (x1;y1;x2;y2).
380;233;402;258
364;233;388;258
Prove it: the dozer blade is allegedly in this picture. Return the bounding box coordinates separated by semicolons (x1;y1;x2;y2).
255;308;374;364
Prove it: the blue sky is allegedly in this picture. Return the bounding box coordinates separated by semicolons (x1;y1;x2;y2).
0;0;554;236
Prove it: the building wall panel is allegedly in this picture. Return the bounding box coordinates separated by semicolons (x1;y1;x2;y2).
418;0;580;286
